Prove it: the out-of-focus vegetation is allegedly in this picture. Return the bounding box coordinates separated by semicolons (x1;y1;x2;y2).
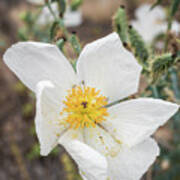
0;0;179;180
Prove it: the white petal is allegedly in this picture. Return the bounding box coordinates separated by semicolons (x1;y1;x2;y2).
132;20;167;43
135;4;165;21
132;4;167;43
60;140;108;180
77;32;142;103
171;21;180;34
107;138;159;180
102;98;179;147
83;126;121;158
37;3;58;25
35;81;68;156
59;128;84;144
64;7;83;27
37;4;82;27
27;0;44;5
3;41;77;92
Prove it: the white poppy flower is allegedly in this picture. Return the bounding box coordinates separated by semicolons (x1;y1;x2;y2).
37;2;82;27
3;33;179;180
131;4;180;43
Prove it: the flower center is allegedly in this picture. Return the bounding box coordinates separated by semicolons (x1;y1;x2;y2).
60;86;109;129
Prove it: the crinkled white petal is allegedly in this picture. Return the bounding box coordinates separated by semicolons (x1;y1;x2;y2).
83;126;159;180
59;128;84;144
37;3;82;27
107;138;160;180
83;126;121;158
102;98;179;147
60;140;108;180
3;41;77;92
35;80;68;156
77;32;142;103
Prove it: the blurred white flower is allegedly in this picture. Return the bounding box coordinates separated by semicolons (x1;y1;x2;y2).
27;0;44;5
131;4;180;43
37;2;82;27
3;33;179;180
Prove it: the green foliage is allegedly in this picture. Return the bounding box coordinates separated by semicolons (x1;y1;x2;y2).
155;165;180;180
51;0;66;15
170;0;180;17
18;29;28;41
151;0;163;9
170;68;180;99
113;6;128;43
56;38;65;50
69;33;82;55
50;21;59;40
128;26;149;66
22;103;34;117
71;60;77;72
58;0;66;16
14;81;27;94
151;54;177;83
70;0;83;11
20;11;34;26
27;144;40;160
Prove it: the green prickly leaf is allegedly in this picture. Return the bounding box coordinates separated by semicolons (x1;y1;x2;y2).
59;0;66;15
128;26;149;66
56;38;65;50
69;34;81;55
151;53;177;83
51;0;66;16
113;6;128;43
70;0;83;11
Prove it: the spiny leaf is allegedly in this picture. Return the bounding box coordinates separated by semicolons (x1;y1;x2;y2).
151;53;177;83
58;0;66;16
128;26;149;66
113;5;128;43
56;38;65;50
70;0;83;11
51;0;66;16
69;33;81;55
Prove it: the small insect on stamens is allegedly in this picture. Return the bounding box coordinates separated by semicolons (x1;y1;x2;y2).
81;101;88;108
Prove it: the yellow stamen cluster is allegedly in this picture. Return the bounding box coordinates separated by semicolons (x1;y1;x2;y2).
60;86;109;129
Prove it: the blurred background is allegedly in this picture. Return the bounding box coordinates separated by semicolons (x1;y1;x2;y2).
0;0;180;180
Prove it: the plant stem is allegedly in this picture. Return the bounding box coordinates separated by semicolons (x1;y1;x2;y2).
46;1;82;56
169;68;180;131
164;14;172;52
170;68;180;99
152;85;159;98
46;2;58;21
